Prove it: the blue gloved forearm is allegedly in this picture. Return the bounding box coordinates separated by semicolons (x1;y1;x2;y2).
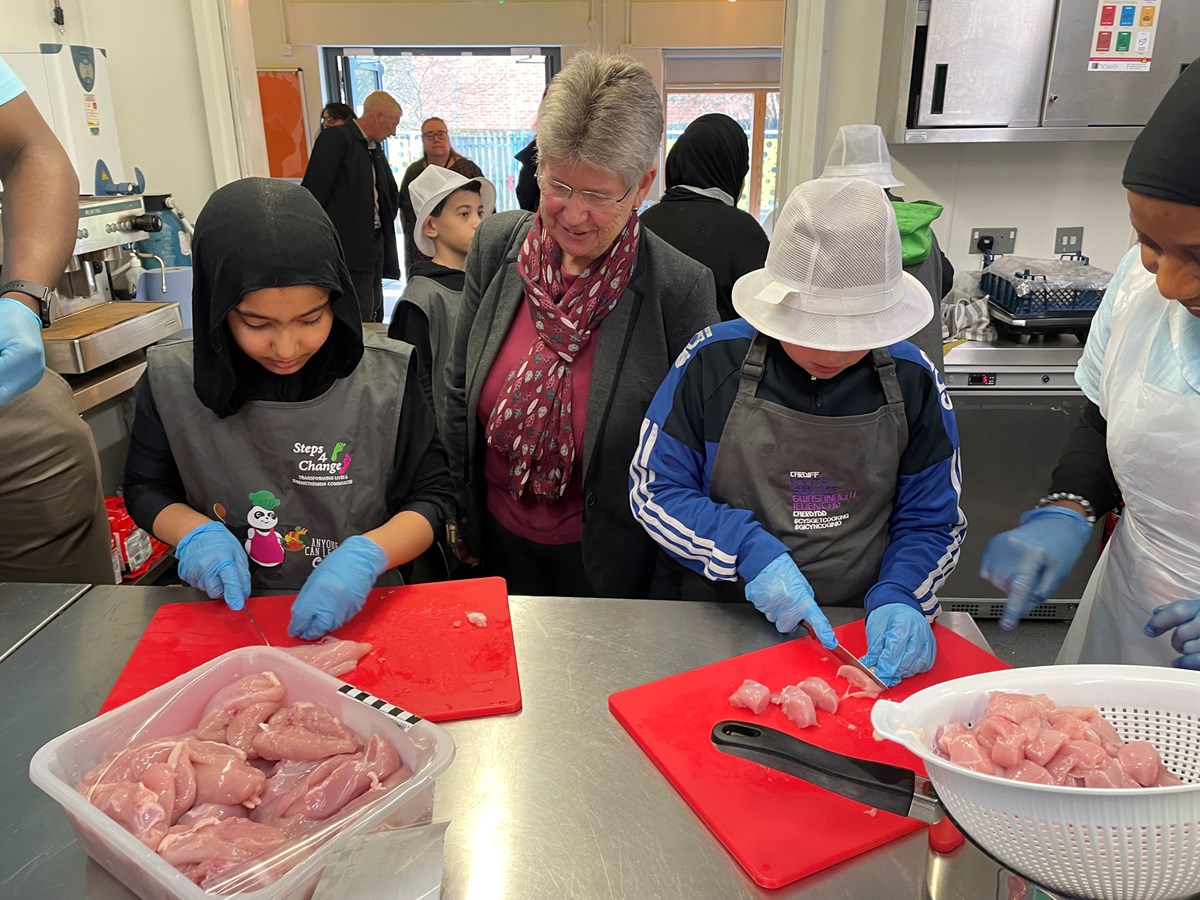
1145;600;1200;669
743;552;837;647
980;506;1093;631
176;521;252;610
0;298;46;404
860;603;935;687
289;535;389;640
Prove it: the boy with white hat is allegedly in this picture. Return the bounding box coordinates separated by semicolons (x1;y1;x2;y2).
389;166;496;422
629;178;965;687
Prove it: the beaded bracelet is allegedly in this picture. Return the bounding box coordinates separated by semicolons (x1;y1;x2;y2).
1037;492;1098;525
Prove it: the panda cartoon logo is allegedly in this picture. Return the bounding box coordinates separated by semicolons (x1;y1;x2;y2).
244;490;285;570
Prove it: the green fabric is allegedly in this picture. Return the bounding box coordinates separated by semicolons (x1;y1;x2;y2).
891;200;943;266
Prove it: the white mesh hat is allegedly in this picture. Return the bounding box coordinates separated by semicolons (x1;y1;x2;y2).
410;165;496;256
732;178;933;351
819;124;903;189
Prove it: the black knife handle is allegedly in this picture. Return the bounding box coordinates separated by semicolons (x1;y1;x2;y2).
712;720;938;820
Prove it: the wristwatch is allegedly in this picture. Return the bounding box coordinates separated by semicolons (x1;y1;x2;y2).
0;280;54;328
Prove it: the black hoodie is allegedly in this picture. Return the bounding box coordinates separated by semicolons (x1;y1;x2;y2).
640;114;769;322
124;178;455;536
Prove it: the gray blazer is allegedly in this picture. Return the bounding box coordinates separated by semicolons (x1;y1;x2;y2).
443;211;719;598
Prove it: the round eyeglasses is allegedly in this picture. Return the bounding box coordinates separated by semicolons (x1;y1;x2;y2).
536;175;634;212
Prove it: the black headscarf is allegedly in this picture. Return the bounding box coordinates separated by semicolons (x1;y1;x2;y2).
190;177;363;418
1123;58;1200;206
664;113;750;199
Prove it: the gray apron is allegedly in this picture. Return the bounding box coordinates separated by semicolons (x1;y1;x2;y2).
148;331;406;590
683;335;908;606
398;275;461;418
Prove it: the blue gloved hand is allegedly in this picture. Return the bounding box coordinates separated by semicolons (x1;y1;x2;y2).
860;603;936;687
289;535;389;640
980;506;1093;631
176;521;252;610
0;298;46;405
1145;600;1200;669
744;552;837;647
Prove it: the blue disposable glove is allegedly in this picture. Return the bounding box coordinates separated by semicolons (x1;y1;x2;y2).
289;535;389;640
744;552;837;647
176;521;252;610
0;298;46;404
980;506;1093;631
860;603;935;687
1145;600;1200;669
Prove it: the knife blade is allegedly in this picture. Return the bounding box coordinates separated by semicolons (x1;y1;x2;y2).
242;607;271;646
800;620;888;692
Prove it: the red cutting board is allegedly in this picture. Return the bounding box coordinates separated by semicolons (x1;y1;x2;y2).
100;577;521;722
609;620;1010;890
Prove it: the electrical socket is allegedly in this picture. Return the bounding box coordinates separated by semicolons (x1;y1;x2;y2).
969;227;1017;255
1055;227;1085;255
280;43;294;58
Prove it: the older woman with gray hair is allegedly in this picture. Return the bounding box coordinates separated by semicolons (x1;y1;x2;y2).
442;51;719;598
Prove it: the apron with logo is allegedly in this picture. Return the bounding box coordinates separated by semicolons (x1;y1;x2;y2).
148;331;406;590
1057;265;1200;665
682;334;908;606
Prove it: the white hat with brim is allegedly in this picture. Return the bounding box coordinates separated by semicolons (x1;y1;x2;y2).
732;268;932;351
732;177;933;352
411;166;497;257
819;124;904;190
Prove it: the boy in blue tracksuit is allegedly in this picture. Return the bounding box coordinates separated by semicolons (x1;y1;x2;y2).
629;178;965;686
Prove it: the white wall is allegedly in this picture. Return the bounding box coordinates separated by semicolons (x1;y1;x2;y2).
811;0;1135;274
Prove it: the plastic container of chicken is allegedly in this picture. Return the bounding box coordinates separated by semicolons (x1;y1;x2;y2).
29;646;455;899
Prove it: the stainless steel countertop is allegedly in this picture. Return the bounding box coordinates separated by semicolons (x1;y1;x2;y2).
0;586;990;899
0;582;91;665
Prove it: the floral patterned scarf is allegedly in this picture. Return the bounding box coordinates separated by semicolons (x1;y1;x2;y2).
484;211;640;500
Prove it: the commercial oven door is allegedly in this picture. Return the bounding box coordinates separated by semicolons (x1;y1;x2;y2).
941;389;1106;602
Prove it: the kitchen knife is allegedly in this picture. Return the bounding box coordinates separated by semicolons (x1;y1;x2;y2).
800;620;888;692
243;607;271;646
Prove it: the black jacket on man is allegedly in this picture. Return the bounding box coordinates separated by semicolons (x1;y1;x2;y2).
302;122;401;279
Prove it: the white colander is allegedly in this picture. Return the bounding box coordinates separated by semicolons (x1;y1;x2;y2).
871;665;1200;900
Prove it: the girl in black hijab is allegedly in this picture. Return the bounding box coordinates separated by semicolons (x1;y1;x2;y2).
640;113;770;321
124;178;455;640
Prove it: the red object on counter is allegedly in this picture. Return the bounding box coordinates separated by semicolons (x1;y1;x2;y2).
105;496;169;581
608;620;1010;890
99;577;521;722
928;817;966;853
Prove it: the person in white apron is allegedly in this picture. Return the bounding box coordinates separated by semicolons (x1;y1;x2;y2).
980;59;1200;667
123;179;456;640
630;178;966;686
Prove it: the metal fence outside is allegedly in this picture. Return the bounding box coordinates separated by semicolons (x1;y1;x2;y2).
385;129;535;213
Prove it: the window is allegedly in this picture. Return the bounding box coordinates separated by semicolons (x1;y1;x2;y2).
665;89;781;224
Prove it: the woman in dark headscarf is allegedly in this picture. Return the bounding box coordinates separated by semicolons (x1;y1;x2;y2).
123;177;455;640
981;59;1200;668
640;113;769;321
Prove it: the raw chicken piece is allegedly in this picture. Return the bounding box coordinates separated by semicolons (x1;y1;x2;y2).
974;715;1019;752
990;723;1030;769
1045;746;1082;785
985;692;1051;724
1088;714;1125;756
946;733;996;775
1156;769;1184;787
1025;728;1069;767
1081;755;1138;789
171;803;250;831
776;685;818;728
466;611;488;628
187;740;267;807
728;679;771;715
1118;741;1163;787
283;637;372;677
196;672;285;755
158;817;286;885
799;677;839;714
1007;760;1054;785
934;722;969;756
1047;710;1103;746
254;735;408;837
837;665;883;698
251;700;362;761
87;780;172;851
79;739;197;827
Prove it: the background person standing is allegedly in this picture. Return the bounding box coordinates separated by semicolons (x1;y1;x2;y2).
302;91;402;323
398;117;484;276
